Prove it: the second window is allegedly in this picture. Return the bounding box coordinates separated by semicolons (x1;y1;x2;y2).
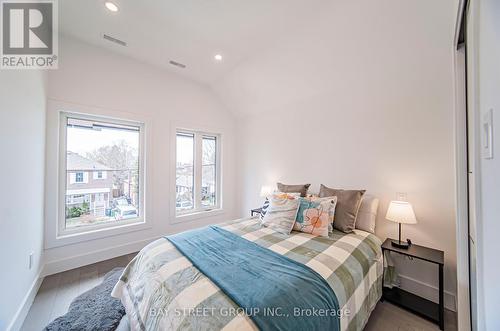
176;130;220;215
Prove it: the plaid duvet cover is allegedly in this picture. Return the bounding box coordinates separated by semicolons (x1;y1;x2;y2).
112;217;383;331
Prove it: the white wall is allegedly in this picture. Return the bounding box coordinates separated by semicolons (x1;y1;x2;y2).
472;0;500;329
215;0;458;308
43;37;238;274
0;71;47;330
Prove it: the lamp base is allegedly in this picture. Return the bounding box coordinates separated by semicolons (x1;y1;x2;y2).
391;239;410;249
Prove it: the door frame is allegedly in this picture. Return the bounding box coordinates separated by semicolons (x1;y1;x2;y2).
452;0;472;330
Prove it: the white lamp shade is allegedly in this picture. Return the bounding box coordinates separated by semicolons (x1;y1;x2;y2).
385;201;417;224
260;185;274;198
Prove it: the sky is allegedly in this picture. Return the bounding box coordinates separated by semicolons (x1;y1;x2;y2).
177;134;194;164
67;126;139;155
67;122;205;165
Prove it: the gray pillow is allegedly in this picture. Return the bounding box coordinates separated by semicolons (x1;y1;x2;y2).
319;184;366;233
276;182;311;197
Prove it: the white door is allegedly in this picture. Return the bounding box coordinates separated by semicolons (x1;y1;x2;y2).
465;3;479;328
454;43;473;331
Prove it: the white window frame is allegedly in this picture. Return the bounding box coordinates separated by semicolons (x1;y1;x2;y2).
173;129;222;222
57;111;146;237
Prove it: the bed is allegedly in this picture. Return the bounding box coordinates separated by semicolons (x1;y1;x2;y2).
112;216;383;331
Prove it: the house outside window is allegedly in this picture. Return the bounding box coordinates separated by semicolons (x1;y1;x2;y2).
175;130;221;216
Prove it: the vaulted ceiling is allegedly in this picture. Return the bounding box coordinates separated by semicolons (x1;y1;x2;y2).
59;0;330;85
59;0;458;117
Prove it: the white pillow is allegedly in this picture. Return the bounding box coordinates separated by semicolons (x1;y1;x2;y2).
355;194;379;233
261;193;300;235
260;192;300;221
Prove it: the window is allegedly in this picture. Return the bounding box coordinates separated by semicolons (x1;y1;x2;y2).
202;136;217;207
176;132;194;212
176;130;220;216
75;172;84;182
93;170;107;180
70;171;88;184
60;113;144;233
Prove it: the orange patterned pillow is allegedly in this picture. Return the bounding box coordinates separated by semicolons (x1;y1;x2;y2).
293;196;337;237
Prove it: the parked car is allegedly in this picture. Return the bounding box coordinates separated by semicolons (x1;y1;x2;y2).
112;197;130;209
114;205;138;220
176;200;193;209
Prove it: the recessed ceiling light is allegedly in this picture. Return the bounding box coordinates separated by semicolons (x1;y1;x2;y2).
214;54;223;61
105;1;119;12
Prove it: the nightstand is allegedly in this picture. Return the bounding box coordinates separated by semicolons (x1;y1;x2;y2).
381;238;444;330
250;207;262;217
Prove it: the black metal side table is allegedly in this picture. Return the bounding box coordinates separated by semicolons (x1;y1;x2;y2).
250;207;262;217
381;238;445;330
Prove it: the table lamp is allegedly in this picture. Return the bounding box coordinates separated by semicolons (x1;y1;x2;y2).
385;200;417;249
260;186;274;198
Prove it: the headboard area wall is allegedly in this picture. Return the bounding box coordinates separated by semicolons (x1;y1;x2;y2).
236;105;456;310
225;0;457;311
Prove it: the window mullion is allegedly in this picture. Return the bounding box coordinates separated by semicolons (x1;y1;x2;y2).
216;136;220;209
194;133;203;211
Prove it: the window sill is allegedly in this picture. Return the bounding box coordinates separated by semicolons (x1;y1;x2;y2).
46;219;152;249
172;209;225;224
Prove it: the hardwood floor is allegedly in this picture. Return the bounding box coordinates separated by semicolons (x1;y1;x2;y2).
21;253;457;331
21;253;135;331
365;301;457;331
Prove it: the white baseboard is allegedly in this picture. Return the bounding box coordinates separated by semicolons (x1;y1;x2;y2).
7;269;44;331
7;237;156;330
398;273;457;311
42;236;157;276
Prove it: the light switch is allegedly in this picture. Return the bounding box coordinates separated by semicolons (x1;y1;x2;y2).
29;252;33;269
483;109;493;159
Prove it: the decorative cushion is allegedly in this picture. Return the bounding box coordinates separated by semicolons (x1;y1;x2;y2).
260;192;300;221
276;182;311;197
261;193;300;234
296;194;336;232
293;196;337;237
259;198;270;221
319;185;366;233
355;194;379;233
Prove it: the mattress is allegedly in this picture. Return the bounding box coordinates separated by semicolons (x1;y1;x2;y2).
112;217;383;331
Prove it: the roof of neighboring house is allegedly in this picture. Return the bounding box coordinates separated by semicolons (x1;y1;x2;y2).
67;151;113;171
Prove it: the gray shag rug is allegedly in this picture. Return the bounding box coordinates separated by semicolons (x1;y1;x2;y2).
44;267;126;331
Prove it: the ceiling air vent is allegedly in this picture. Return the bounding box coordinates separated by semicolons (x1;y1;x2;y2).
103;34;127;47
169;60;186;69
